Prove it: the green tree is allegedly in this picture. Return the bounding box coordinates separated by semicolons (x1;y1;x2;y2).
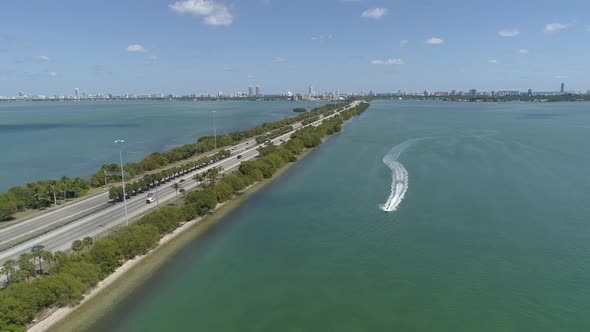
2;259;16;282
0;194;18;221
17;254;36;280
71;240;84;255
193;173;205;183
40;250;54;268
82;236;94;249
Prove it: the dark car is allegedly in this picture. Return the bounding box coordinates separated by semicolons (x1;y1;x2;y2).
179;179;186;183
179;189;186;193
31;244;45;252
237;155;242;159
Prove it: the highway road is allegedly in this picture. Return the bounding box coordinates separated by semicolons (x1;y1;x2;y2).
0;138;257;248
0;101;361;267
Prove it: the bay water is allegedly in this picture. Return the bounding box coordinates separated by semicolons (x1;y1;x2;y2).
0;100;324;192
83;100;590;331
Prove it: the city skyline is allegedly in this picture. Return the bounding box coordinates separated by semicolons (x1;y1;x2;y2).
5;82;586;101
2;0;590;94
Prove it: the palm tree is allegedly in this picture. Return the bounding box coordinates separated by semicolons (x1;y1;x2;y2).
172;182;180;197
32;250;43;273
2;259;16;283
60;176;69;200
193;173;205;183
18;253;36;280
53;251;67;267
83;236;94;249
49;180;58;206
40;250;54;268
71;240;84;255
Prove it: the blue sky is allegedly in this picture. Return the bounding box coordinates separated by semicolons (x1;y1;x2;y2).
1;0;589;95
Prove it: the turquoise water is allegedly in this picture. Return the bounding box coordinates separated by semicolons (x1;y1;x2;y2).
0;100;325;192
89;100;590;331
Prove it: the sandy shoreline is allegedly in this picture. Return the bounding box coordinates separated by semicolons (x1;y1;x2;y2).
28;216;202;332
29;145;319;332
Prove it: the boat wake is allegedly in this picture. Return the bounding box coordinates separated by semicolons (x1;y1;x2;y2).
380;139;419;213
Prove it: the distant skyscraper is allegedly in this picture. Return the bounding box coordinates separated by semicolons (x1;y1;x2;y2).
469;89;477;97
255;85;262;96
309;85;313;96
528;89;533;96
248;86;254;97
74;88;80;99
560;82;565;93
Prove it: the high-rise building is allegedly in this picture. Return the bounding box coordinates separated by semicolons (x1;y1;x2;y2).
309;85;313;96
248;86;254;97
255;85;262;96
560;83;565;93
74;88;80;99
528;89;533;96
469;89;477;97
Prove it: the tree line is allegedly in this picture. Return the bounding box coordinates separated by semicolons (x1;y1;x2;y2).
0;177;90;222
0;102;369;331
108;150;230;201
90;103;344;187
0;103;344;222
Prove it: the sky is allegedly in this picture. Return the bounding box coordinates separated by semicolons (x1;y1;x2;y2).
1;0;589;95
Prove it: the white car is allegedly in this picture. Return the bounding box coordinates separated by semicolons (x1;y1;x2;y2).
146;197;156;204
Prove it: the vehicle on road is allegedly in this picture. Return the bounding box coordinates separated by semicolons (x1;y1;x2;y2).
146;197;156;204
31;244;45;252
237;155;242;159
179;179;185;183
147;192;154;197
179;189;185;193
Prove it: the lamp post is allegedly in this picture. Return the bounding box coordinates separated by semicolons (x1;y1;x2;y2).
212;110;217;150
114;139;129;227
155;178;160;207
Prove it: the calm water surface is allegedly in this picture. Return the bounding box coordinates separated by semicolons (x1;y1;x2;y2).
0;100;325;192
89;100;590;331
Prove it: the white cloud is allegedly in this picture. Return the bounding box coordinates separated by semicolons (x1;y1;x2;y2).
126;44;148;53
425;37;444;45
544;21;574;34
272;57;288;63
371;58;405;65
361;8;388;20
488;59;498;64
169;0;233;26
518;49;529;54
49;72;57;77
400;40;409;48
498;29;520;37
33;55;51;62
311;34;334;42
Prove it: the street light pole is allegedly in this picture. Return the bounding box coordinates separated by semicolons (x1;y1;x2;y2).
115;140;129;227
212;110;217;150
155;179;160;207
